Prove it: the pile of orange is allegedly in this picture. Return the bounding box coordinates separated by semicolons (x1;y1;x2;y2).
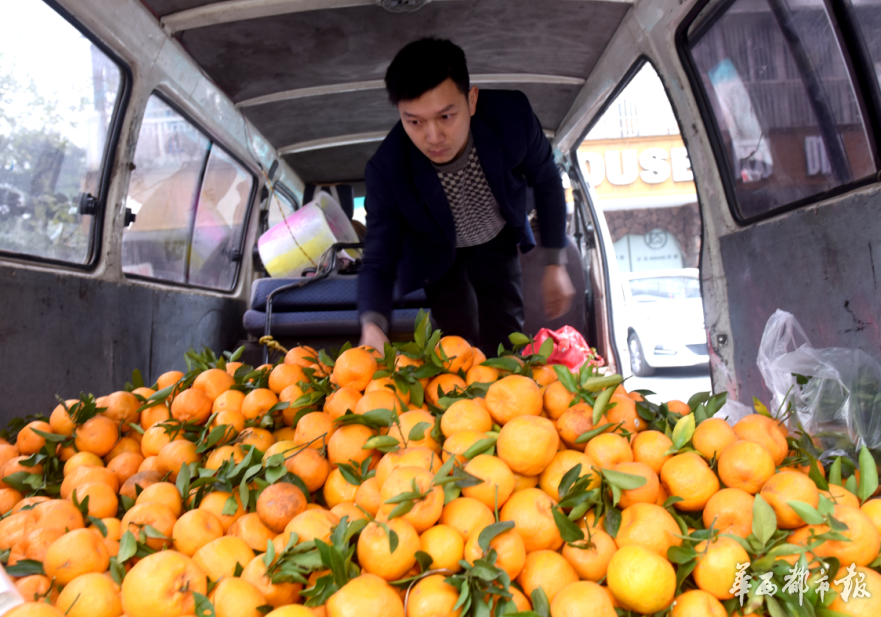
1;331;880;617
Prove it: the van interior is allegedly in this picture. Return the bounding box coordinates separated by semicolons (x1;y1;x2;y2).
2;0;881;421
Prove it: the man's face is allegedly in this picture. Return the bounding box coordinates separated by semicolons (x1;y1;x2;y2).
398;78;478;165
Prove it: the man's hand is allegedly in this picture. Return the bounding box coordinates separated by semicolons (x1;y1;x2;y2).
542;264;575;319
359;321;390;351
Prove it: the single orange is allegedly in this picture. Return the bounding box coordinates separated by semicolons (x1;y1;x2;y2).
499;487;562;553
464;524;525;580
323;467;358;508
518;549;579;603
102;391;142;427
550;581;617;617
497;415;559;476
49;401;78;436
760;470;820;529
485;375;542;424
170;388;213;424
425;373;466;406
193;535;256;582
210;577;268;617
325;573;403;617
355;476;381;516
441;399;493;438
693;536;751;600
407;574;463;617
120;550;207;617
419;524;465;573
156;439;200;481
556;404;608;451
606;544;675;614
717;440;775;494
606;395;645;434
331;348;378;391
268;363;308;395
284;447;331;492
614;502;683;557
156;370;185;390
172;509;225;556
538;450;600;501
466;364;500;385
670;590;728;617
631;430;674;474
228;512;276;552
241;388;279;420
660;453;720;511
585;433;633;469
242;555;303;608
462;454;516;509
356;518;420;581
379;466;443;532
436;335;474;373
135;481;183;517
442;429;487;464
327;423;376;468
702;488;754;538
55;572;122;617
613;461;661;508
323;387;363;420
544;381;577;420
733;414;788;465
439;497;496;541
199;490;244;532
43;528;110;586
692;418;737;460
74;415;119;457
257;482;307;533
562;528;618;582
16;421;53;455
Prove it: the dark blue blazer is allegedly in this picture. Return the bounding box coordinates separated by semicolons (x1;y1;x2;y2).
357;89;566;322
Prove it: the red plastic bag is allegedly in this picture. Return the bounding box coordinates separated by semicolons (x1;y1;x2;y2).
522;326;604;371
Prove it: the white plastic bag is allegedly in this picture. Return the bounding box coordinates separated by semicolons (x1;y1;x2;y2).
757;309;881;457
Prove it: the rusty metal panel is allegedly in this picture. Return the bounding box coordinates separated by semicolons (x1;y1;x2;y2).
719;187;881;405
0;267;245;425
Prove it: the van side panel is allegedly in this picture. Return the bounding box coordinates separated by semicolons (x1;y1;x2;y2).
0;268;244;424
719;188;881;404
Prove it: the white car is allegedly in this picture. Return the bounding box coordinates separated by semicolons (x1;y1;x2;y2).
623;269;710;376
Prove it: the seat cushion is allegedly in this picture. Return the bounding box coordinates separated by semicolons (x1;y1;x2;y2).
251;275;427;312
243;308;423;337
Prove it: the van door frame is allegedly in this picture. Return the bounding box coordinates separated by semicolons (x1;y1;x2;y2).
565;55;709;382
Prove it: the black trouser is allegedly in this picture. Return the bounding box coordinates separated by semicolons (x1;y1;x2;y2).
424;226;525;355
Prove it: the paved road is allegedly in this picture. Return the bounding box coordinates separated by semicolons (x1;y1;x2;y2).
627;365;713;404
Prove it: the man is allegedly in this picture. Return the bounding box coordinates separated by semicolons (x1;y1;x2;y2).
358;38;574;353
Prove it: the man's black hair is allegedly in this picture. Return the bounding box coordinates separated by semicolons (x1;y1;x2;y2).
385;38;470;105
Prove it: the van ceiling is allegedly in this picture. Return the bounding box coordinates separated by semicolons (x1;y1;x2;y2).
140;0;631;184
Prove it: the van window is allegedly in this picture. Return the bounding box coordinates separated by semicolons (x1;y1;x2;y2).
0;0;124;264
189;147;253;289
123;97;210;284
687;0;875;221
266;186;298;230
122;95;254;290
